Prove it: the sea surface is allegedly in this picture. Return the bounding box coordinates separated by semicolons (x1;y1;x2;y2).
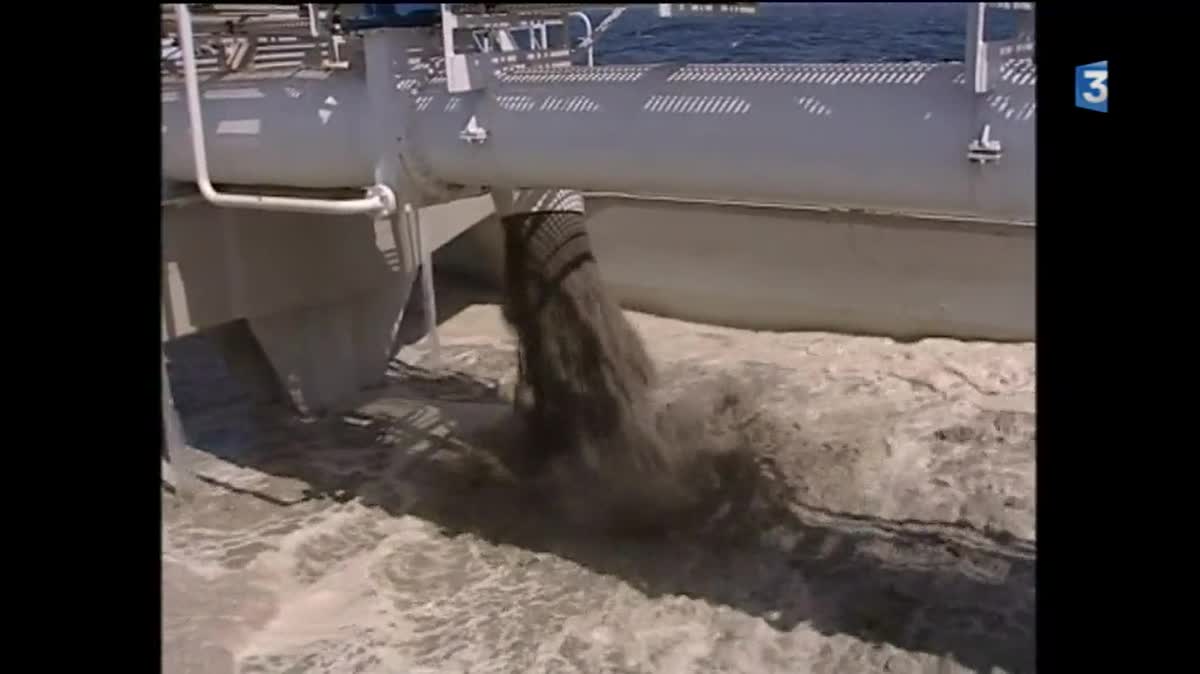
589;2;1019;65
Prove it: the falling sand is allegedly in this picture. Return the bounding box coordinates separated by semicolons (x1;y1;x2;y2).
495;209;791;536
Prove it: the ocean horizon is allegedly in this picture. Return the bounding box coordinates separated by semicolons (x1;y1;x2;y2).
591;2;1020;65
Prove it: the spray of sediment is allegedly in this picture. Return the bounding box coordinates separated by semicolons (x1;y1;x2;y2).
498;209;792;534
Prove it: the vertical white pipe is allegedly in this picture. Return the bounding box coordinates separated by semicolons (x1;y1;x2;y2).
306;3;319;38
966;3;988;93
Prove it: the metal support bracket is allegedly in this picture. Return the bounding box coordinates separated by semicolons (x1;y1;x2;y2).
404;203;442;371
441;4;575;94
967;124;1003;163
459;115;489;144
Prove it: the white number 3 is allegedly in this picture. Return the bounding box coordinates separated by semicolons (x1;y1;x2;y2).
1082;69;1108;104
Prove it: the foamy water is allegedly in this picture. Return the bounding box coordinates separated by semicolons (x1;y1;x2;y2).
164;301;1034;673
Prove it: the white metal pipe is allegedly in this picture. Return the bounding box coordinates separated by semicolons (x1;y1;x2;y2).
174;4;394;216
966;3;988;93
306;3;319;38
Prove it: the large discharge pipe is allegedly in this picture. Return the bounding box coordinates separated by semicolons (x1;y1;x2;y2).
420;62;1034;222
161;60;1034;223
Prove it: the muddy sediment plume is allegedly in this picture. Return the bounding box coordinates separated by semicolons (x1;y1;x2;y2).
499;210;789;534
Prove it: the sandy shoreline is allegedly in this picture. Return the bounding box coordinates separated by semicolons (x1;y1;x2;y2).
163;295;1034;674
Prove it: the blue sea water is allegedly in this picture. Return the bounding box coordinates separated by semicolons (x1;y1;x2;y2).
589;2;1017;65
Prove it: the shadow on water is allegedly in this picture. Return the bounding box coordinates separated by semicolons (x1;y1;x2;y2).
166;330;1035;674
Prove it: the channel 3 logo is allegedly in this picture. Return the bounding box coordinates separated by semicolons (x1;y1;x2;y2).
1076;61;1108;113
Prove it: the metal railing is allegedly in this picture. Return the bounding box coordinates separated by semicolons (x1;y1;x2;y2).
170;4;395;216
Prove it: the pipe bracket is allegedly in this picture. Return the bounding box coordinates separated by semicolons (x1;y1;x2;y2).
967;124;1003;163
367;184;398;215
460;115;489;144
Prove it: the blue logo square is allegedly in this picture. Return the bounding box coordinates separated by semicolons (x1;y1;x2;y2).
1076;61;1108;112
